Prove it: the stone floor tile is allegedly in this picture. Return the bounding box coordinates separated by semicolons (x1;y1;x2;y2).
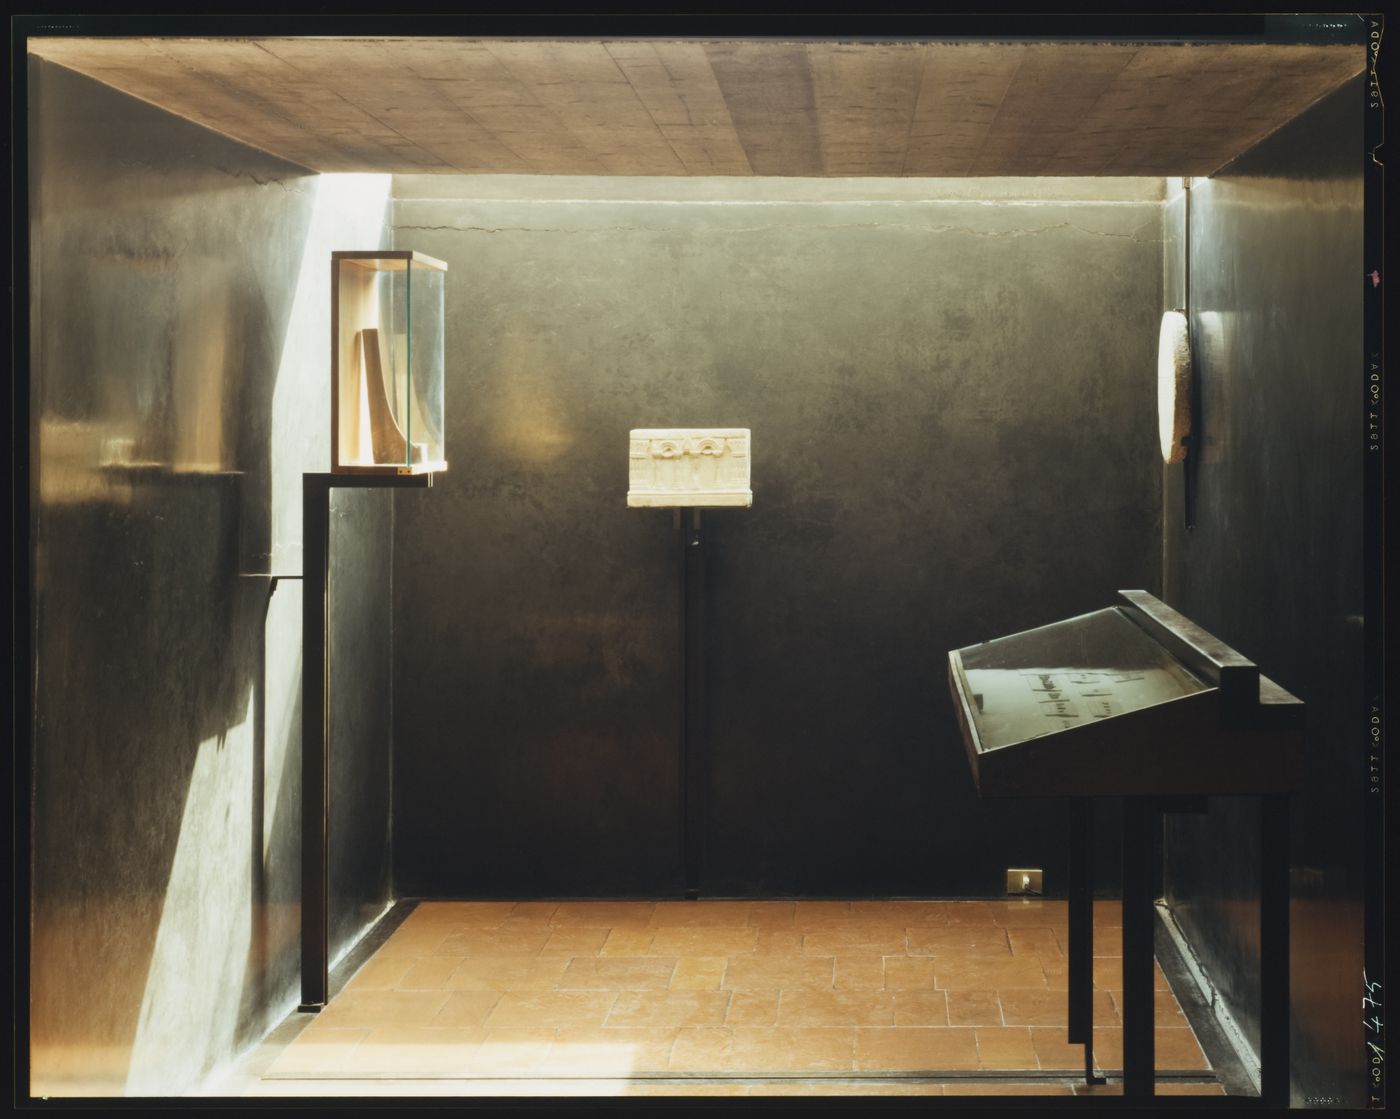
854;1027;979;1071
932;954;1047;989
604;991;732;1029
882;956;936;989
550;902;656;927
669;957;728;990
539;927;611;956
648;926;757;956
445;956;570;992
725;990;780;1027
974;1026;1037;1069
849;900;950;925
1030;1025;1086;1070
556;957;678;990
431;990;503;1028
650;901;756;927
834;956;885;989
343;956;417;991
728;1028;856;1074
803;926;909;956
350;1026;486;1075
752;929;805;954
721;956;835;990
263;1028;368;1077
792;901;853;924
395;956;458;990
313;990;451;1030
597;928;656;957
482;991;620;1029
434;928;551;957
907;926;1012;956
547;1027;679;1074
891;989;951;1026
777;989;896;1027
946;989;1003;1027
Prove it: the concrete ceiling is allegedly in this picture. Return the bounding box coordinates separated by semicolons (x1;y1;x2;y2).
27;38;1365;177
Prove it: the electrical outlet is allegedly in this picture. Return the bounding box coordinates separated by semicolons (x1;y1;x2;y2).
1006;868;1043;895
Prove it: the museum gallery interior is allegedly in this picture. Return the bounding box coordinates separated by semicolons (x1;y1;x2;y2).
18;15;1383;1106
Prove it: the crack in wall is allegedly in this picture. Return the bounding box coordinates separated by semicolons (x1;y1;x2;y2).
394;220;1162;243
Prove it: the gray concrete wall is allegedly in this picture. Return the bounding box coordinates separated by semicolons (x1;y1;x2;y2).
27;61;395;1096
1162;78;1366;1106
389;175;1164;898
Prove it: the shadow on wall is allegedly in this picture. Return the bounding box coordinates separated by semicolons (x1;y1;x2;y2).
28;58;393;1098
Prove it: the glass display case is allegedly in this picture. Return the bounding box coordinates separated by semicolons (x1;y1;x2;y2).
332;251;446;474
948;590;1304;797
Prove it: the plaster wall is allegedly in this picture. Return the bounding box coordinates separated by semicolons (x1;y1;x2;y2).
27;61;396;1096
1161;77;1367;1106
388;175;1165;898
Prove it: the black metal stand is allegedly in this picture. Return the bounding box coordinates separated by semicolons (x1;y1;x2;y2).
300;470;433;1012
1260;793;1291;1109
680;508;705;899
1067;798;1104;1084
1065;794;1290;1103
1121;797;1159;1098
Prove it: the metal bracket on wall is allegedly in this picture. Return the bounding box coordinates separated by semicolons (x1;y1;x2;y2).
300;470;433;1012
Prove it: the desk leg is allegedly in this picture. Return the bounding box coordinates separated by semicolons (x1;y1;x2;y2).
1122;798;1157;1098
1068;798;1102;1083
1261;794;1291;1107
299;477;330;1011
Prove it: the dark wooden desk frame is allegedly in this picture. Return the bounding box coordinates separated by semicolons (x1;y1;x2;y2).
299;470;433;1011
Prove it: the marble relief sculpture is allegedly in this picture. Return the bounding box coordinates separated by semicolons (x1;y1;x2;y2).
627;428;752;507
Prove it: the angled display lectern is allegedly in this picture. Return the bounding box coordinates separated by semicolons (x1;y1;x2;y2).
948;591;1304;1103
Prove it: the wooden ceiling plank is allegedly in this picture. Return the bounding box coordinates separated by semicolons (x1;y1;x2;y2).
53;62;351;171
902;43;1027;176
27;37;1370;178
29;37;163;69
806;42;923;176
31;39;342;170
1075;45;1358;176
606;41;753;175
1082;48;1243;175
1199;45;1365;172
430;86;611;174
142;39;398;170
486;41;686;175
255;39;493;173
705;41;823;177
970;43;1139;175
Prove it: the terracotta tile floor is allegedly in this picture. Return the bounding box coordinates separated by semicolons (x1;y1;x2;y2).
261;899;1219;1092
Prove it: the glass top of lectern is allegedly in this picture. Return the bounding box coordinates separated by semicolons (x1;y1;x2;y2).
952;607;1209;753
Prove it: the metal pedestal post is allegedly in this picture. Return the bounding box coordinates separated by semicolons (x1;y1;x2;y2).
680;509;705;899
1260;793;1292;1108
299;471;432;1011
1067;797;1104;1085
1121;797;1159;1098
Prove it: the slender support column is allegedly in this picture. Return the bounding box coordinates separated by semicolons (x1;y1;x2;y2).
299;471;432;1011
300;475;331;1010
1121;797;1158;1098
681;509;705;899
1260;793;1292;1108
1068;797;1102;1083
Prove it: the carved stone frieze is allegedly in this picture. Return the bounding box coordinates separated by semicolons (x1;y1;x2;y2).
627;427;752;507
